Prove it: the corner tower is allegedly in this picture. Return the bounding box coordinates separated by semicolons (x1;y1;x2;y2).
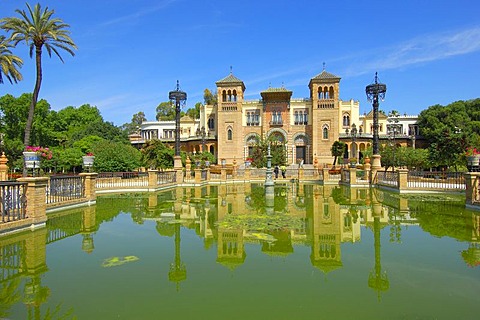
309;69;341;164
215;71;246;164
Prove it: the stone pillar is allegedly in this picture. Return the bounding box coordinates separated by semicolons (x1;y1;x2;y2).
206;168;211;181
79;173;98;202
244;167;251;180
349;168;357;185
465;173;480;206
232;158;237;178
370;154;382;184
364;161;371;183
397;169;408;191
322;168;330;182
147;170;158;190
174;155;184;183
0;152;8;181
221;168;227;181
17;177;49;227
25;227;48;273
298;167;304;181
195;168;202;183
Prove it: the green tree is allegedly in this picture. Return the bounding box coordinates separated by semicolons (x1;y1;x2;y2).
156;101;175;121
141;139;174;169
417;99;480;169
92;140;141;172
0;35;23;84
331;141;346;166
1;3;77;155
186;102;201;120
203;88;217;105
250;135;286;168
122;111;146;135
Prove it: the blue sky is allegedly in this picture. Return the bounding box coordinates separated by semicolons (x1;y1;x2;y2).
1;0;479;126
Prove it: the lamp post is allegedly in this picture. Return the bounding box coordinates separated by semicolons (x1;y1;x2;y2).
169;81;187;170
366;72;387;170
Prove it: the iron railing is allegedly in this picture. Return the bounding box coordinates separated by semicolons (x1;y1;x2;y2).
0;182;27;223
157;170;176;185
407;171;465;190
376;171;398;188
96;172;148;189
47;175;85;204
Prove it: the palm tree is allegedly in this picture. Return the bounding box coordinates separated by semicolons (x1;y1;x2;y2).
0;35;23;84
0;3;77;153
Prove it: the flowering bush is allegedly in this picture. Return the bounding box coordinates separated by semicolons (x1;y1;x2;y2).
25;146;53;159
85;152;94;156
465;147;480;156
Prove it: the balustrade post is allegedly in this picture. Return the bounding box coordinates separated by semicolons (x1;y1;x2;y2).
364;161;371;183
206;168;211;181
221;168;227;181
397;169;408;191
244;167;251;180
0;152;8;181
298;167;304;181
322;168;330;182
195;168;202;183
465;172;480;207
79;173;98;202
232;159;237;178
349;168;357;185
17;177;49;227
147;170;159;190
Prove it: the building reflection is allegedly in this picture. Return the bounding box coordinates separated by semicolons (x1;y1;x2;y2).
0;205;97;319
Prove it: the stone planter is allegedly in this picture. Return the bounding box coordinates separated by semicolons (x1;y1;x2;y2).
23;151;40;169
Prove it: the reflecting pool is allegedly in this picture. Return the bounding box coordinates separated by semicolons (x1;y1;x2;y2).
1;183;479;319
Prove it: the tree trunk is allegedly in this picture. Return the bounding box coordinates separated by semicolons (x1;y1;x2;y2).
23;45;42;176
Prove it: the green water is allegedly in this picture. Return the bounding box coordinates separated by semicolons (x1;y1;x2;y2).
1;184;479;319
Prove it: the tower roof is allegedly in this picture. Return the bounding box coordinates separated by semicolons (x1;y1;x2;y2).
216;72;246;91
309;69;341;88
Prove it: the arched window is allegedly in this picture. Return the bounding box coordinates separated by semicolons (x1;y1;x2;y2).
322;125;329;139
222;90;227;102
233;90;237;102
343;114;350;127
227;90;232;102
324;86;329;99
208;117;215;130
329;86;334;100
227;128;233;140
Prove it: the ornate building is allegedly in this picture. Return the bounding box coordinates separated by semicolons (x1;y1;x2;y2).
132;69;420;165
211;69;360;166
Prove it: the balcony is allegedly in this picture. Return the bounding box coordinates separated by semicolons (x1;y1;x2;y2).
269;119;283;126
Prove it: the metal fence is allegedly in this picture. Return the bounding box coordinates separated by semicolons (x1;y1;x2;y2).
157;170;176;185
47;175;85;204
376;171;398;188
96;172;148;189
0;182;27;223
407;171;465;190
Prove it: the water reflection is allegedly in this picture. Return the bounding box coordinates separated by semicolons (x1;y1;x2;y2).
1;183;479;318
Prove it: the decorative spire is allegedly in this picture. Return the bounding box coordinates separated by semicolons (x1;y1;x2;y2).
323;62;326;71
230;65;233;74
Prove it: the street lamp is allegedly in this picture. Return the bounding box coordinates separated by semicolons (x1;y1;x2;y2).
366;72;387;169
345;123;358;163
169;80;187;157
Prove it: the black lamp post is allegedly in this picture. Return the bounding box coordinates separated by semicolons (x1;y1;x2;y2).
366;73;387;168
169;80;187;157
387;123;399;171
